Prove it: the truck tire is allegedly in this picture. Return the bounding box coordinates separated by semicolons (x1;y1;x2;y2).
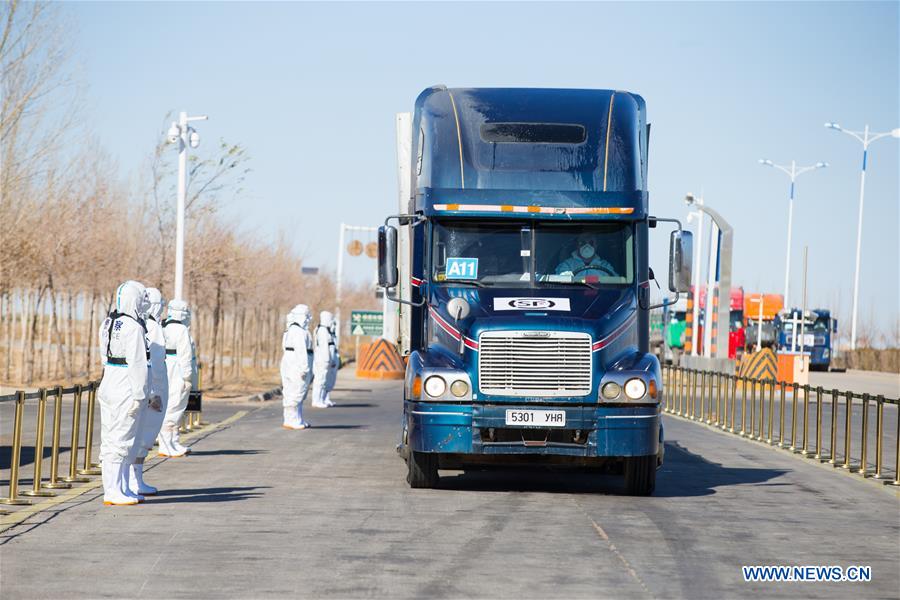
407;451;439;489
624;455;656;496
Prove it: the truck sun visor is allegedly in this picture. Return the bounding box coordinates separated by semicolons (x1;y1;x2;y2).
480;123;586;144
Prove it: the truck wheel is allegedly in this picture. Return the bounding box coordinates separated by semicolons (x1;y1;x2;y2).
407;451;439;489
623;455;656;496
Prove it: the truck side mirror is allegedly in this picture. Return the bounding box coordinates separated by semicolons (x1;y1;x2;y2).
668;230;693;293
832;319;838;333
378;225;399;288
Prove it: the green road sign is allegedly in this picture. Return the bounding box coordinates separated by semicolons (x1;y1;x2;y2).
350;310;383;336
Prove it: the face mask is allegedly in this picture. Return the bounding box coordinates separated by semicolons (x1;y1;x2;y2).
579;243;595;259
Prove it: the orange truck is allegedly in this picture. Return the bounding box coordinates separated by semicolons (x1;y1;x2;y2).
743;293;784;350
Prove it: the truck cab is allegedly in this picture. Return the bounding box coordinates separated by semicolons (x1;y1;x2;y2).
776;308;836;371
379;87;691;495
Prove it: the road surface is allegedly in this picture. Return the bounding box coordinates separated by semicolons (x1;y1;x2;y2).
2;373;898;599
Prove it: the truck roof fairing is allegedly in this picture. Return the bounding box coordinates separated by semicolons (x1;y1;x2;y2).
412;87;649;219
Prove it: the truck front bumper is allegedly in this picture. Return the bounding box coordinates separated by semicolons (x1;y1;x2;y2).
407;402;659;458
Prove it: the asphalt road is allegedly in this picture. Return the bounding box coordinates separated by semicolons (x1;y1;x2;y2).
1;373;899;599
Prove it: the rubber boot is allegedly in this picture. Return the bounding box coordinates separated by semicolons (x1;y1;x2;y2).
102;459;137;506
171;427;190;455
121;459;144;502
129;458;157;495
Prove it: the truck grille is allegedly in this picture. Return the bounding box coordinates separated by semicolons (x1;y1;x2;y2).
478;331;592;397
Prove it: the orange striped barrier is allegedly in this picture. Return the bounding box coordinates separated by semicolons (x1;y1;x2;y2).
356;338;405;380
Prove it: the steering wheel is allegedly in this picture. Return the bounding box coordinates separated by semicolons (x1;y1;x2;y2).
571;263;616;278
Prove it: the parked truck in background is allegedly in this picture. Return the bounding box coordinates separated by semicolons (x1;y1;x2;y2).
379;87;693;495
743;293;783;351
692;286;744;360
776;308;837;371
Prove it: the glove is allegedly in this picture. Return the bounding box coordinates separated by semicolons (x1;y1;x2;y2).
127;398;143;418
149;395;162;412
182;379;192;394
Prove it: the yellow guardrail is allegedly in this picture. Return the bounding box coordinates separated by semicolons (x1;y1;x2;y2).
1;374;206;510
661;365;899;486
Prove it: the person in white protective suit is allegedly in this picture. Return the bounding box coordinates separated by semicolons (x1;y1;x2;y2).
280;304;313;429
312;311;338;408
129;287;168;495
158;300;194;457
325;318;340;401
98;280;150;506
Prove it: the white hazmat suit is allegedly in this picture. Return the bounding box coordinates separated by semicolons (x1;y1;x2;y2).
129;287;168;495
312;311;338;408
280;304;313;429
158;300;194;457
98;280;149;506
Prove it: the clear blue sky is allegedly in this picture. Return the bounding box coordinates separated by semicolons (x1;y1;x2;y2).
69;2;898;336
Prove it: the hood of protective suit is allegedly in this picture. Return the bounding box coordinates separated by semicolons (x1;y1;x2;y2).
115;280;147;320
319;311;334;328
167;299;191;325
288;304;311;328
145;288;166;321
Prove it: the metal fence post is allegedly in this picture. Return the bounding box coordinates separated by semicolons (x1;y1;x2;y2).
61;385;90;484
801;385;812;456
777;381;787;447
748;377;757;439
78;382;101;475
814;386;825;460
873;397;886;480
888;409;900;486
841;392;853;470
698;371;706;422
766;380;775;444
729;375;737;433
716;372;724;427
740;377;748;436
789;383;800;452
858;394;869;476
0;392;32;505
21;389;54;497
42;387;71;490
828;389;839;465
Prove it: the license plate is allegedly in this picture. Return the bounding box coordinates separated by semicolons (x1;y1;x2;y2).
505;409;566;428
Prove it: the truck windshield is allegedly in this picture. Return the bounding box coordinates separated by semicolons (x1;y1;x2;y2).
431;220;634;287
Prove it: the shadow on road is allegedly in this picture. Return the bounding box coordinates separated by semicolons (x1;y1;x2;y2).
183;449;268;456
328;403;375;409
148;485;269;504
437;441;787;497
1;445;57;470
307;424;367;430
653;441;788;497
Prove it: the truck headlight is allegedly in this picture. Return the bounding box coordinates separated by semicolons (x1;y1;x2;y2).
601;382;621;400
424;376;447;398
450;380;469;397
624;378;647;400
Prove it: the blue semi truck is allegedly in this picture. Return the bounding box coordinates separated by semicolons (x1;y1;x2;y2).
378;87;692;495
776;308;837;371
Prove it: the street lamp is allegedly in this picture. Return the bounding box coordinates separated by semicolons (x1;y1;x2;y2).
758;159;827;310
166;111;208;301
824;122;900;350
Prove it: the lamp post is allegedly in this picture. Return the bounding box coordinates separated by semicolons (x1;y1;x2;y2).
166;111;208;301
758;159;827;311
824;123;900;350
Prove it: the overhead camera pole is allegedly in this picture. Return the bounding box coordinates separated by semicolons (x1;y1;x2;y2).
168;111;208;302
